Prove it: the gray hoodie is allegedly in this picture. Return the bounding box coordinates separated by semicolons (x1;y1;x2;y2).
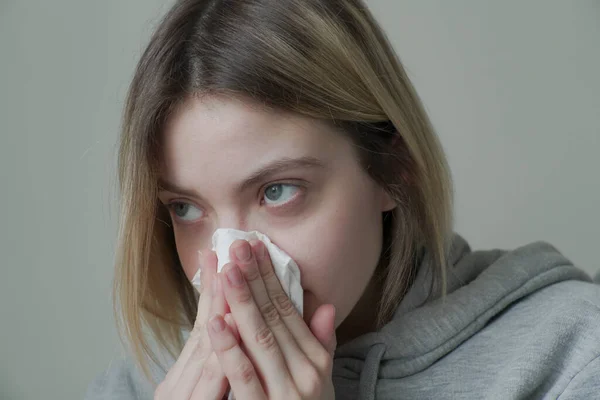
86;235;600;399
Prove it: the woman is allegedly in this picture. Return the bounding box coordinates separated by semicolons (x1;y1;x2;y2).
86;0;600;399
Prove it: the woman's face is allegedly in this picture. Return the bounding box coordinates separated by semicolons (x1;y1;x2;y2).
159;95;395;327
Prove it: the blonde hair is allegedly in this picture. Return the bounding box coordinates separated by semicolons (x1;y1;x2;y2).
115;0;453;381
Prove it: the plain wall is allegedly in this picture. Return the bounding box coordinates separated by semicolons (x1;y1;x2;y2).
0;1;598;399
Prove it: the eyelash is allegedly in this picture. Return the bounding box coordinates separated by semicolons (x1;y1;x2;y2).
164;181;305;224
164;202;202;224
259;181;304;207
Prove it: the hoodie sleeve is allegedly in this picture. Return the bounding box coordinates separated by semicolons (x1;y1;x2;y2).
84;357;156;400
558;356;600;399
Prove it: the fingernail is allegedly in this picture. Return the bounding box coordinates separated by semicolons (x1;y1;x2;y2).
226;265;244;287
210;315;226;333
234;242;252;262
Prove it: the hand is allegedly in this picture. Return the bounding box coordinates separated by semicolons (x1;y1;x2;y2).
154;251;239;400
208;239;337;400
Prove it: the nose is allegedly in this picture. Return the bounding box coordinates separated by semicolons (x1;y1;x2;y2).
214;210;271;237
214;210;248;233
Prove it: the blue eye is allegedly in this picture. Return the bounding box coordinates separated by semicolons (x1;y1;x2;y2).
168;202;203;222
263;184;299;206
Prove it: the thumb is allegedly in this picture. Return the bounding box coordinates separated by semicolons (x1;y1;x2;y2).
309;304;337;356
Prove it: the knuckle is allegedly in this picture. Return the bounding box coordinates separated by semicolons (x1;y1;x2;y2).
314;349;333;372
241;263;261;282
234;287;254;305
301;368;322;397
306;380;322;398
273;293;296;317
255;326;278;352
190;349;210;365
189;340;210;364
185;332;204;353
232;361;256;385
199;364;217;381
261;267;277;281
259;302;281;325
190;321;207;338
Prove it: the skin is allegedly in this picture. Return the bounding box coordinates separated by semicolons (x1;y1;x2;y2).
156;94;396;398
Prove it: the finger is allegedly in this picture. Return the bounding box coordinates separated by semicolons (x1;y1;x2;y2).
230;240;272;313
309;304;337;357
172;252;231;398
232;240;296;349
225;313;240;342
255;241;327;363
241;240;312;380
211;271;227;317
230;240;279;345
212;271;241;374
213;277;240;341
208;314;267;400
186;269;230;399
220;263;294;396
165;251;217;385
171;347;220;399
190;352;229;400
194;251;220;329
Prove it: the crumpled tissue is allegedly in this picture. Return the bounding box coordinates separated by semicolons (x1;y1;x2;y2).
191;228;303;316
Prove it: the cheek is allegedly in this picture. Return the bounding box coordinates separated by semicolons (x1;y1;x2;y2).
172;226;206;281
275;183;384;321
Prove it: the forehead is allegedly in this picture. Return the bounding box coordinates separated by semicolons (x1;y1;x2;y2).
160;95;350;179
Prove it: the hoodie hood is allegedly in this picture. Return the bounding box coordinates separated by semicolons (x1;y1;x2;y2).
332;234;592;400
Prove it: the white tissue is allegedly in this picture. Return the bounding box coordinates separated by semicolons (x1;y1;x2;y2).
191;228;303;315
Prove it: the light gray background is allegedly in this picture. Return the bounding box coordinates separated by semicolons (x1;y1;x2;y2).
1;1;598;399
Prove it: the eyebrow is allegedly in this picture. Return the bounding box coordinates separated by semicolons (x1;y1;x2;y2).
158;156;325;198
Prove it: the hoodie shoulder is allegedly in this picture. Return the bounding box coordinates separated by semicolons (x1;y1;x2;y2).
334;235;600;399
515;278;600;337
481;279;600;397
557;353;600;399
